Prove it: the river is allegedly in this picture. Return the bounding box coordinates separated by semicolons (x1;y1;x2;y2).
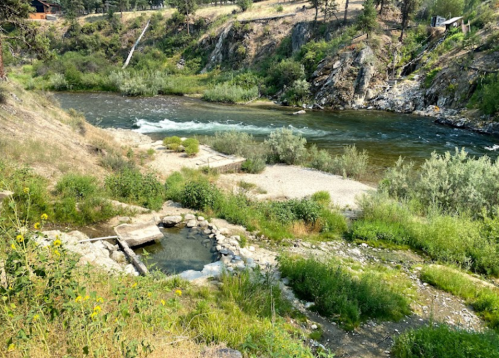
55;92;499;167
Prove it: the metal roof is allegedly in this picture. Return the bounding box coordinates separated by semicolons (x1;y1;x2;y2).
441;17;463;25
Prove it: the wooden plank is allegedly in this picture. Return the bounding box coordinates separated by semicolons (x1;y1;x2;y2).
116;237;149;275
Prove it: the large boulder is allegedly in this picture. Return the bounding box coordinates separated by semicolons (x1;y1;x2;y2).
292;22;310;54
114;220;163;247
162;215;183;227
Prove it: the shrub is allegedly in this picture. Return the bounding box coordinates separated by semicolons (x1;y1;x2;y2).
424;67;441;88
266;129;307;165
180;180;220;210
276;4;284;12
282;79;310;105
237;0;253;11
183;138;199;156
105;168;165;210
267;59;305;92
393;324;499;358
55;174;97;200
165;171;186;202
163;136;182;151
330;145;369;179
279;256;410;329
311;191;331;206
203;83;258;103
100;154;135;172
478;73;499;115
381;150;499;216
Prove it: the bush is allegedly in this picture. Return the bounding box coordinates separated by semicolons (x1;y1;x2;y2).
282;79;310;105
183;138;199;156
203;83;258;103
330;145;369;179
279;256;410;329
311;191;331;206
381;150;499;216
266;129;307;165
393;324;499;358
237;0;253;11
163;136;182;151
180;180;220;210
55;174;97;200
424;67;441;88
165;171;186;202
105;168;165;210
267;59;305;92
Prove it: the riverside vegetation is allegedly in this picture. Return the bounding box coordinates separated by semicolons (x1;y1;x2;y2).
0;82;499;356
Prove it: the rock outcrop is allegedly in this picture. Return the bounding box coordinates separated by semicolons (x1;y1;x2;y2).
291;22;310;54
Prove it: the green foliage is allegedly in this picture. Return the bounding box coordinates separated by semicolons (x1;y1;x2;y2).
282;79;310;105
163;136;183;151
381;150;499;215
266;128;307;165
237;0;253;11
393;324;499;358
202;83;259;103
356;0;378;38
279;256;411;329
424;67;441;88
180;180;220;210
55;174;97;200
311;191;331;206
469;73;499;115
267;59;306;93
308;145;369;179
430;0;464;19
183;138;200;156
421;265;499;330
105;168;165;210
276;4;284;12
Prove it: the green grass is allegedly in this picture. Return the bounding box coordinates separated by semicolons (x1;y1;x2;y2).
279;256;411;330
421;265;499;331
393;324;499;358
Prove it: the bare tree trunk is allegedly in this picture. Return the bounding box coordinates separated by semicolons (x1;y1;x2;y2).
0;36;5;80
379;0;384;15
343;0;349;25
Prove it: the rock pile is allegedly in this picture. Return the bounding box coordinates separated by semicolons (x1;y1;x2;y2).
38;230;139;276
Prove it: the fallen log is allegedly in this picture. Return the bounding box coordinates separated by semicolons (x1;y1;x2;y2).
122;20;150;70
239;13;296;23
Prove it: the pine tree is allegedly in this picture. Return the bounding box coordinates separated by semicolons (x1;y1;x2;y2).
399;0;419;41
172;0;198;35
357;0;377;38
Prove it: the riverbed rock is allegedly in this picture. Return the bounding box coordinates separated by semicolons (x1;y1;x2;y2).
111;250;127;264
291;22;310;54
114;220;163;247
162;215;183;227
293;110;306;115
184;214;196;221
186;220;197;228
198;220;208;228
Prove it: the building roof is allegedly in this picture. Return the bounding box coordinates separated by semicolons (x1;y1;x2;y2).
441;17;463;25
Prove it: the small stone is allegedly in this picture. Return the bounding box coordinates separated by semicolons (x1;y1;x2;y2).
203;229;212;235
162;215;183;227
186;220;197;228
198;221;208;228
220;228;230;235
111;250;127;263
197;216;205;221
311;324;318;330
124;264;139;276
184;214;196;221
249;246;255;252
216;245;222;251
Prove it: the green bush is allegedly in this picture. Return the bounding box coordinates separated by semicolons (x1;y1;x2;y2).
165;171;186;203
163;136;182;150
180;180;220;210
381;150;499;216
266;129;307;165
183;138;199;156
267;59;305;92
105;168;165;210
202;83;258;103
311;191;331;206
282;79;310;105
55;174;97;200
237;0;253;11
279;256;410;329
393;324;499;358
424;67;441;88
330;145;369;179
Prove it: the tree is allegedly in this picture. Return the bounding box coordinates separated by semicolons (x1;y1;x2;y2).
310;0;323;22
115;0;130;18
0;0;33;79
343;0;349;25
237;0;252;12
172;0;198;34
60;0;85;20
357;0;377;38
399;0;419;41
322;0;339;22
430;0;464;18
374;0;390;15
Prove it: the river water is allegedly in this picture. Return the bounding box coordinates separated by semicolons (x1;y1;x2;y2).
55;92;499;167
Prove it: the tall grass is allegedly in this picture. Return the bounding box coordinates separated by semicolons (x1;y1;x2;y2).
393;324;499;358
279;256;411;329
202;83;259;103
421;265;499;331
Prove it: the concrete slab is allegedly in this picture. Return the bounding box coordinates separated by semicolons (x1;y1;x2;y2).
114;220;163;247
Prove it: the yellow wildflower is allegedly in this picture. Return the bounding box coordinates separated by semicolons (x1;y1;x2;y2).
75;296;82;303
16;235;24;243
96;297;104;303
23;188;30;194
53;249;60;257
53;239;62;247
8;343;15;351
34;222;40;230
161;299;166;306
175;289;182;297
33;314;40;321
84;295;90;301
41;213;48;221
131;282;137;288
8;285;13;291
147;292;152;297
11;243;16;250
93;306;102;313
90;312;98;319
